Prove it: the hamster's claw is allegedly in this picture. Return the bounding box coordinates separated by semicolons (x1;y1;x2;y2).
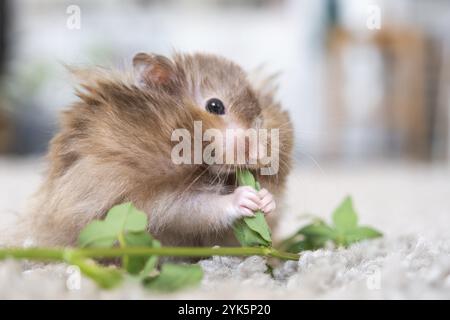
258;188;276;215
232;186;261;217
229;186;276;218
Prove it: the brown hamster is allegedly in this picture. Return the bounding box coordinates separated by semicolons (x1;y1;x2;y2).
20;52;294;247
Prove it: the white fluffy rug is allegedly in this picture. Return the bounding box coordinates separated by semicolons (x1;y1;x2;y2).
0;157;449;299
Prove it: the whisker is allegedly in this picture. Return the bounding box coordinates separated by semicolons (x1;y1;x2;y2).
179;166;210;196
296;150;327;176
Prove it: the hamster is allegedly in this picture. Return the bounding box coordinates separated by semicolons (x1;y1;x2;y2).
20;52;294;247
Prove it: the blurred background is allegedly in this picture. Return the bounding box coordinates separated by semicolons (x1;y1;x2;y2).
1;0;449;163
0;0;449;236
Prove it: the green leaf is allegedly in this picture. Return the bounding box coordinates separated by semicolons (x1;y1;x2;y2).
106;202;148;233
343;226;383;245
332;196;358;232
78;202;159;277
281;196;384;252
123;231;158;275
138;240;161;278
233;169;272;247
285;239;326;252
300;223;336;239
77;221;117;248
236;168;257;187
233;220;271;247
64;253;123;289
79;261;123;289
280;221;335;253
243;212;272;243
77;202;148;248
144;264;203;293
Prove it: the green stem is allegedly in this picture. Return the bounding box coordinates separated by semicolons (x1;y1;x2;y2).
0;246;299;262
0;247;65;261
117;232;128;269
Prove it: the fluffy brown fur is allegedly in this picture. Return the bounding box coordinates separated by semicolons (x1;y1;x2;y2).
17;52;293;247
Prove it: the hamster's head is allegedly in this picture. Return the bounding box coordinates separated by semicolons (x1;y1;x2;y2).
133;52;284;176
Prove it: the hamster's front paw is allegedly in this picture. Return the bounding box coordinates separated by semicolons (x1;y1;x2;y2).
230;186;261;218
258;188;276;215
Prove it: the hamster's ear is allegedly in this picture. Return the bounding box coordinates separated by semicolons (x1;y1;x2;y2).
133;53;176;87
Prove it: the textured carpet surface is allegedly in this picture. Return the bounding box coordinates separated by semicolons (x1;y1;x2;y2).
0;157;449;299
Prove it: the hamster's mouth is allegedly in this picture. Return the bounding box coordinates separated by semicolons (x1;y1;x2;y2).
206;163;259;176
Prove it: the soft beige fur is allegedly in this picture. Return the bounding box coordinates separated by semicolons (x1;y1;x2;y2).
13;52;293;248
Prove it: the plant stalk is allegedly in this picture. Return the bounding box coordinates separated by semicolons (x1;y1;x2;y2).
0;246;299;262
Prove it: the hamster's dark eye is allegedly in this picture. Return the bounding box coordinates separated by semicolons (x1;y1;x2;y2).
205;98;225;115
